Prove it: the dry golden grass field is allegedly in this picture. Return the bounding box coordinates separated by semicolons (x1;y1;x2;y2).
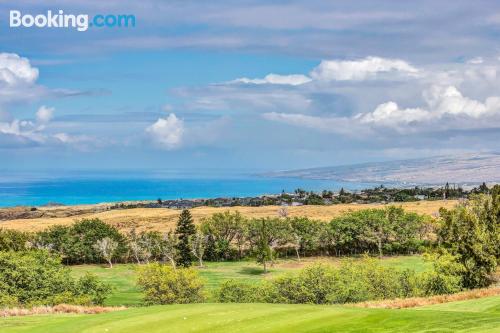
0;200;458;232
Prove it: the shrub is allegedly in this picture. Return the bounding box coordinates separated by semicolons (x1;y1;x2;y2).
0;251;110;306
0;229;31;251
419;252;464;295
74;273;112;305
328;258;408;303
0;293;18;308
215;258;419;305
136;263;205;305
215;280;263;303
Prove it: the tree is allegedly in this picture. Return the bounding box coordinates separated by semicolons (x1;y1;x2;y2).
93;237;118;268
289;217;322;259
175;210;196;267
249;219;273;273
438;193;498;288
160;232;178;269
359;209;391;258
190;231;207;267
128;229;149;264
200;211;245;260
48;219;126;265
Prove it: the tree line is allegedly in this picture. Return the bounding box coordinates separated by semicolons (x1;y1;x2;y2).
0;187;497;307
0;206;433;270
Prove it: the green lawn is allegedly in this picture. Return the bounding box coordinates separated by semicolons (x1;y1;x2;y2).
1;297;499;333
70;256;430;306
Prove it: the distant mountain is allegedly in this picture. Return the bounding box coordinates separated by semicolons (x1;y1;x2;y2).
264;153;500;186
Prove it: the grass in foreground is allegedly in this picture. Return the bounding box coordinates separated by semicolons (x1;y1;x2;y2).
1;296;499;333
71;256;430;306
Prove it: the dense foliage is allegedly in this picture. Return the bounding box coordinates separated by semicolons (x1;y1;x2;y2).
216;257;464;305
0;251;110;307
136;263;205;305
35;219;127;265
438;186;499;288
174;210;196;267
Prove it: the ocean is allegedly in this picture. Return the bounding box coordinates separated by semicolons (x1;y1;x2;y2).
0;170;376;207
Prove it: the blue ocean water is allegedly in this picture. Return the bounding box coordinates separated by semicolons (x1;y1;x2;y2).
0;170;377;207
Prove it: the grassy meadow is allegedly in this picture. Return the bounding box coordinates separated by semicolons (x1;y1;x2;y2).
1;200;457;232
70;256;431;306
1;296;499;333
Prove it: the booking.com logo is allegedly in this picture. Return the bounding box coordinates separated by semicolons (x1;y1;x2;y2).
9;10;136;32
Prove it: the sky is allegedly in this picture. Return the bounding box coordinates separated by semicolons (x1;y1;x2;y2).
1;0;500;173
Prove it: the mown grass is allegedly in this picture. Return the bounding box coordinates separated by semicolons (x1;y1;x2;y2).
1;297;499;333
70;255;430;306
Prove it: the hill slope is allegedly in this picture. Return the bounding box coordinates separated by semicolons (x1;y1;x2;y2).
265;153;500;185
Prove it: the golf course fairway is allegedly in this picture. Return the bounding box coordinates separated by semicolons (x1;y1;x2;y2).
1;296;499;333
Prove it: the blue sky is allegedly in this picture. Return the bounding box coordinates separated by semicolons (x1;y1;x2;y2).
1;1;500;173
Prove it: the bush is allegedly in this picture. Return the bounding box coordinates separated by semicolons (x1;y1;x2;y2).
215;258;420;305
0;293;18;308
215;280;263;303
0;229;31;251
74;273;112;305
328;258;408;303
0;250;110;306
136;263;205;305
420;252;464;295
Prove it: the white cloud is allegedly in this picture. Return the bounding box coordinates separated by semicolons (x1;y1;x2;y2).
355;86;500;129
36;105;54;124
232;73;312;86
358;101;429;126
230;57;418;87
146;113;184;149
0;53;39;87
262;112;363;136
53;132;94;145
467;57;484;64
0;106;95;149
264;85;500;136
310;56;419;81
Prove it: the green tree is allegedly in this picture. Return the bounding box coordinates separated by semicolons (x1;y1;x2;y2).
438;193;498;288
175;210;196;267
289;217;322;259
249;219;273;273
200;211;246;260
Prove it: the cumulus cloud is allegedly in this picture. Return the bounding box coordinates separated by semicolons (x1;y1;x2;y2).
146;113;185;150
0;106;96;149
310;56;419;81
264;84;500;136
36;105;54;124
360;86;500;128
231;56;418;88
0;53;39;87
0;53;53;106
232;73;312;86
